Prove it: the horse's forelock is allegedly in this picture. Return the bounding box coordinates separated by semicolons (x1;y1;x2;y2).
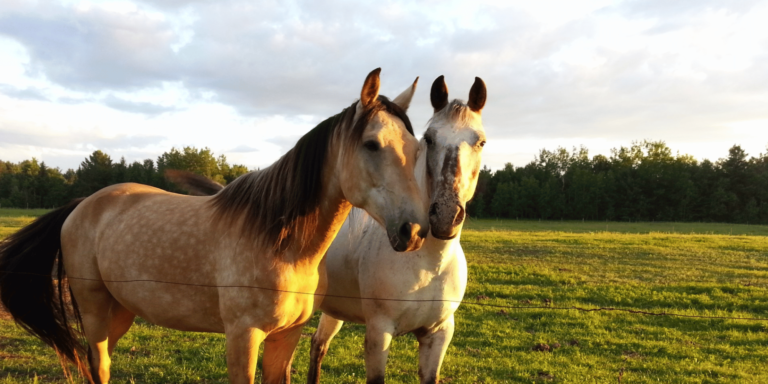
348;96;414;143
428;99;479;128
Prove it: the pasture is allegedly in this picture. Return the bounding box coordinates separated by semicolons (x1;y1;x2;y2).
1;210;767;383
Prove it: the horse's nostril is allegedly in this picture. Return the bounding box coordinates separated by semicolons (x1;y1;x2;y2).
429;203;438;216
399;222;412;238
454;205;466;225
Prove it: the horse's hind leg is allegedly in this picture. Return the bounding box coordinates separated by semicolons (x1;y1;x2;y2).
308;314;344;384
262;326;303;384
107;302;135;356
74;284;121;384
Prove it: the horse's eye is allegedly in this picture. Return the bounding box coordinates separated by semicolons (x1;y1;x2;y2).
479;140;486;148
364;141;380;151
425;136;433;146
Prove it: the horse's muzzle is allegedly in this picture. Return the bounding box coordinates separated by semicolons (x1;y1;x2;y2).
429;202;464;240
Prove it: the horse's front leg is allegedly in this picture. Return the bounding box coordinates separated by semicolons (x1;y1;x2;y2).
225;325;267;384
308;314;345;384
415;316;455;384
262;326;304;384
364;319;395;384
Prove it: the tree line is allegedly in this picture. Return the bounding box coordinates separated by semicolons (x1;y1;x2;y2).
468;141;768;224
2;141;767;224
0;147;249;209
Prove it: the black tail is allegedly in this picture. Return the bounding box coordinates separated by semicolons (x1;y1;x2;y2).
164;169;225;196
0;198;91;380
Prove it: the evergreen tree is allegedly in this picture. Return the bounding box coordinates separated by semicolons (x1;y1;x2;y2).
1;142;767;224
75;150;114;196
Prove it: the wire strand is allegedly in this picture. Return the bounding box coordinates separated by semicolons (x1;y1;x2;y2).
2;270;767;322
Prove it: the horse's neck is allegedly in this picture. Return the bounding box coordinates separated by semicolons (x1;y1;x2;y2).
314;191;353;253
288;154;353;267
422;227;462;260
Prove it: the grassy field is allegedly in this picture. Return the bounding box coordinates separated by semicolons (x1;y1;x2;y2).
0;209;50;240
1;211;767;383
463;217;768;236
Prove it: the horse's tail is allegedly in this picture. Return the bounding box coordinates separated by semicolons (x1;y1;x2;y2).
0;198;91;381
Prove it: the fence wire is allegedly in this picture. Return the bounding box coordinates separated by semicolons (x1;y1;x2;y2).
1;270;766;322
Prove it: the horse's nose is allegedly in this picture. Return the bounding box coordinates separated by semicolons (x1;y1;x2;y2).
429;202;465;226
429;202;463;240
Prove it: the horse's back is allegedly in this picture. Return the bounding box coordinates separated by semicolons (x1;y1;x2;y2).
61;183;198;260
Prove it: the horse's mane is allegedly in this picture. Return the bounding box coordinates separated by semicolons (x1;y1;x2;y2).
211;96;413;252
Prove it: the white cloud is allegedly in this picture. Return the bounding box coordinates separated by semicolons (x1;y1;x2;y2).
0;0;767;171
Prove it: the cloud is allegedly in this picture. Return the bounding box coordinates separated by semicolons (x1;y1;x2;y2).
0;83;49;101
265;135;301;153
1;0;768;171
618;0;762;19
56;96;92;105
136;0;216;10
0;5;179;91
228;145;259;153
0;126;166;152
103;95;180;115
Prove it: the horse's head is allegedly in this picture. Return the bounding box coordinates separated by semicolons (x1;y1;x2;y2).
337;68;428;252
423;76;487;240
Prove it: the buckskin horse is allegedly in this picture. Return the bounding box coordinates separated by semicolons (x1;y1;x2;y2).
0;68;428;384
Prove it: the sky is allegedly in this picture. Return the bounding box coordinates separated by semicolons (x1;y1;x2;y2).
1;0;767;171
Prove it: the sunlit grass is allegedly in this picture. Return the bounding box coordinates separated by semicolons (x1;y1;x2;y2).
1;211;767;383
464;217;768;236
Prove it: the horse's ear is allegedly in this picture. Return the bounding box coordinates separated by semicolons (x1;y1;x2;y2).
430;75;449;113
392;77;418;111
467;77;486;113
361;68;382;108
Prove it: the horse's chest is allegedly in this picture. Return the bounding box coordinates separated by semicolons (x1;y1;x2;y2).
264;267;323;328
398;266;464;301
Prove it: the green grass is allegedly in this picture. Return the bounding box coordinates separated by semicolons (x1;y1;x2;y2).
464;217;768;236
1;211;767;383
0;209;51;218
0;209;42;240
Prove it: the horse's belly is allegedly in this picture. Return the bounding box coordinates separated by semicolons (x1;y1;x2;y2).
319;294;366;324
392;301;456;335
107;281;225;333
